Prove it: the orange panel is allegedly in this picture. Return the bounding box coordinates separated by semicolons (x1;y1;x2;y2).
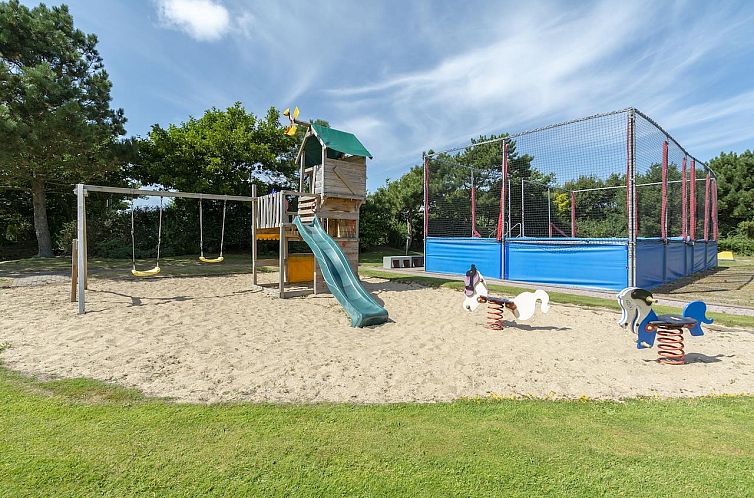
287;254;314;283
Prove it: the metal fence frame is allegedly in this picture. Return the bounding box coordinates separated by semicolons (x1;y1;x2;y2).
423;107;718;287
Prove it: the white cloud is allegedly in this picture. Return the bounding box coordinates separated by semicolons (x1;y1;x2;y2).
156;0;230;42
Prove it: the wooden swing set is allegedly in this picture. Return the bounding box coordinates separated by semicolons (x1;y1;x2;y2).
71;184;255;313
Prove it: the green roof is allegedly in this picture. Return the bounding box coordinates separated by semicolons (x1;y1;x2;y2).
311;123;372;159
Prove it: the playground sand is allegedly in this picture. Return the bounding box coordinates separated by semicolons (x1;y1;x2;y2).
2;274;754;403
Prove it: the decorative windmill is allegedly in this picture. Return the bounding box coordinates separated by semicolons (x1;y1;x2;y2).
282;106;310;136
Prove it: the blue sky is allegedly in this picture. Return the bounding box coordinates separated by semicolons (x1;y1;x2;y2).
30;0;754;191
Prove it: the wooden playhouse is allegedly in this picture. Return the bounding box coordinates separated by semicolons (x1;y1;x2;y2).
251;123;372;297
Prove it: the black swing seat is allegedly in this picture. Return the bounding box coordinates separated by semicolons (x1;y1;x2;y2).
486;296;514;305
649;315;698;328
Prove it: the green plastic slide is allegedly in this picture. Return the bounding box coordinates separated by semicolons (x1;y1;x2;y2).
293;216;389;327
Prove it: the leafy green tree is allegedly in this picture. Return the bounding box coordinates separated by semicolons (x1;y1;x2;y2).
426;134;542;237
558;173;627;238
132;103;297;195
709;150;754;237
0;0;126;256
363;165;423;250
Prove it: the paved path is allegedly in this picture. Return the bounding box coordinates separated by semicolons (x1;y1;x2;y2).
0;272;70;288
375;266;754;317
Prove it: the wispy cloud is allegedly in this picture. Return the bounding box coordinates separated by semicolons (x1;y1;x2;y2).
320;0;754;182
156;0;231;41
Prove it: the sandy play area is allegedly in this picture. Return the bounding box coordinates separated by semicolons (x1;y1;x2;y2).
2;274;754;403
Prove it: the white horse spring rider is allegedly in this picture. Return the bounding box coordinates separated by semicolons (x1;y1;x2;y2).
463;264;550;329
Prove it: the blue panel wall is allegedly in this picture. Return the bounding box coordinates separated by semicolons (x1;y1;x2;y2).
635;238;718;289
506;240;628;290
707;241;718;268
425;237;502;279
636;239;665;289
685;242;694;276
693;241;706;273
666;240;686;281
423;237;717;291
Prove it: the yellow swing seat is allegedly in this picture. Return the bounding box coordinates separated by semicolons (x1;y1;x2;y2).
131;266;161;277
199;256;224;264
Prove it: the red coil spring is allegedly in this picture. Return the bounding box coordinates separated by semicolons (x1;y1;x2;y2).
656;327;686;365
486;302;505;330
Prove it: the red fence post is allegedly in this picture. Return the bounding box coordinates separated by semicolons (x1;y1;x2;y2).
712;178;719;241
704;172;711;241
681;157;687;239
661;140;668;241
497;142;508;241
471;172;479;237
690;160;696;240
570;191;576;237
423;154;429;241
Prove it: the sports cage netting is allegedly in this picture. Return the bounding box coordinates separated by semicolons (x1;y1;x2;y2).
424;108;718;245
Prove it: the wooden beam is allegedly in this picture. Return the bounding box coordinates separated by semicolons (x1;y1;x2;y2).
251;184;257;286
70;239;77;302
76;184;85;314
278;224;285;298
80;184;254;202
83;200;88;290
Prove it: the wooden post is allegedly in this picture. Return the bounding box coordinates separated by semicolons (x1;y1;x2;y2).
299;152;305;193
71;239;78;302
321;145;326;194
283;226;289;284
83;197;88;290
251;184;257;286
278;223;285;298
76;184;86;313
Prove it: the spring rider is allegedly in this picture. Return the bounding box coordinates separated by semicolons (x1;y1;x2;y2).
463;264;550;329
617;287;713;364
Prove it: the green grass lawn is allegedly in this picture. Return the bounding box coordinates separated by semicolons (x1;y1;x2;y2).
1;367;753;496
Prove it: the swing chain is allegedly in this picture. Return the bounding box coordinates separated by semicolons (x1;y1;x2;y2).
219;198;226;258
199;195;204;258
156;196;163;267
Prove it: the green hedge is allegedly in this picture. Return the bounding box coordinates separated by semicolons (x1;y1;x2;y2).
718;237;754;256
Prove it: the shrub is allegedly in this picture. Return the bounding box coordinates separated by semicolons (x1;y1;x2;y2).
718;237;754;256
